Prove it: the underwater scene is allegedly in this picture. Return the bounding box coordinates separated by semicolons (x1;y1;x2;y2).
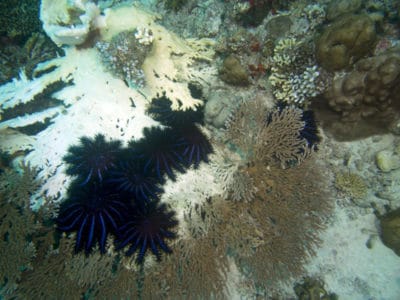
0;0;400;299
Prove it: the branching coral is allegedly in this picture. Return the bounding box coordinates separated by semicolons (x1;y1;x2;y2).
226;98;318;168
269;38;326;106
209;95;331;291
0;164;41;296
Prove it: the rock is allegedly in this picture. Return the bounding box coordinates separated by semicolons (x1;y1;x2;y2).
219;55;250;86
204;89;238;129
265;15;292;40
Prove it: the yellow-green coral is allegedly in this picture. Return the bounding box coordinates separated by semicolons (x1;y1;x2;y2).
334;171;367;199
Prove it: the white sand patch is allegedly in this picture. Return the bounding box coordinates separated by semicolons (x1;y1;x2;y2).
306;205;400;299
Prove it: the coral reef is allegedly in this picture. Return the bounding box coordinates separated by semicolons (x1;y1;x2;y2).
316;14;377;72
5;0;395;298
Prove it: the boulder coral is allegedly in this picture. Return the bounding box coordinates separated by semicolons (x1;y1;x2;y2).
324;49;400;120
316;14;377;71
379;208;400;257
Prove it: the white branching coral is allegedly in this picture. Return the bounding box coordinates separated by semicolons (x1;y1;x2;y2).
0;4;217;208
0;46;156;209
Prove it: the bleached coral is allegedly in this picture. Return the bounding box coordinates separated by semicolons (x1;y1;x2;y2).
40;0;105;46
0;4;217;208
134;27;154;45
101;5;216;111
161;162;222;237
